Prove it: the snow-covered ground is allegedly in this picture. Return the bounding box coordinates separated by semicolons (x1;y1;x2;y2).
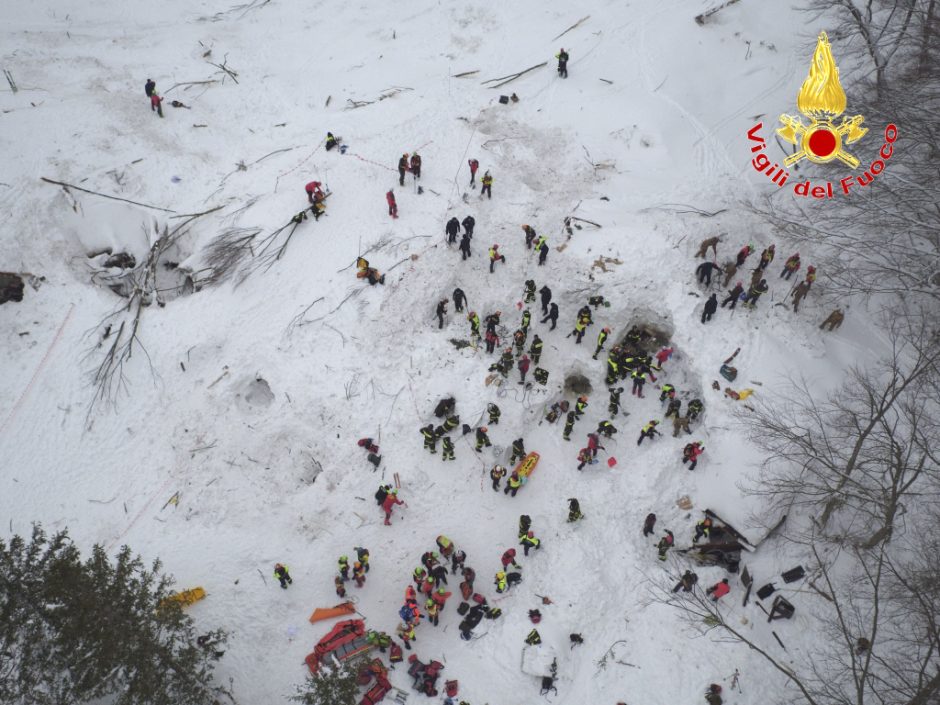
1;1;893;703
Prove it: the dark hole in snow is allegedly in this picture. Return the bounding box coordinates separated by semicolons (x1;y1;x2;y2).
103;252;136;269
245;378;275;407
564;373;592;397
617;321;672;355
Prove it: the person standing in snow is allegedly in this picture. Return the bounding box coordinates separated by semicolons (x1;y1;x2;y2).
354;547;370;572
489;244;505;273
435;299;448;329
382;489;403;525
538;240;549;266
520;530;541;556
568;317;587;344
509;437;527;465
484;328;499;354
556;48;569;78
577;446;593;471
274;563;292;589
145;78;156;98
721;282;744;310
353;561;366;587
453;287;466;312
539;285;552;314
487;403;501;425
459;232;472;260
409;152;422;179
468;158;479;187
542;302;559;330
522;225;538;250
593;327;611;359
643;512;656;537
504;471;523;496
701;294;718;323
150;92;164;118
325;132;338;151
481;171;493;199
672;414;692;437
791;280;811;312
682;442;705;470
529;334;543;365
781;252;801;280
398;153;409;186
421;424;437;454
386;190;398;219
567;497;583;522
517;355;531;384
441;437;455;461
490;464;507;491
657;530;674;561
693;517;713;544
467;311;481;338
736;244;753;267
743;278;768;308
609;386;624;416
446;217;460;244
475;426;492;452
758;244;775;270
338;555;350;581
462;214;475;238
722;260;738;287
562;410;577;441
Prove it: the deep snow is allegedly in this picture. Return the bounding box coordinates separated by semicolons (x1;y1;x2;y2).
0;1;892;703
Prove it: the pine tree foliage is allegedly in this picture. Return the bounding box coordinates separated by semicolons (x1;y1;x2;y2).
289;662;361;705
0;525;230;705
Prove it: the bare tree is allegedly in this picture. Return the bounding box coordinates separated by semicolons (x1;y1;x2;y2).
753;1;940;307
741;317;940;546
653;527;940;705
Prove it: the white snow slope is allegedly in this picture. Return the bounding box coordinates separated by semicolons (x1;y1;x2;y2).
1;1;890;703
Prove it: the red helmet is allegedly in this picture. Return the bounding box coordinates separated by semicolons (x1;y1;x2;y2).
480;426;488;433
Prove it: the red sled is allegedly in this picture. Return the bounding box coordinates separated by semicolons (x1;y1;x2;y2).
305;619;374;673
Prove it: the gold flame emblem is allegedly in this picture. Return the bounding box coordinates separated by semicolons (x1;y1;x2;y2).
777;32;867;168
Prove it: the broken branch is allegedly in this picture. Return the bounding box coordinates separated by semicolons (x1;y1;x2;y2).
551;15;590;42
40;177;176;213
481;62;547;89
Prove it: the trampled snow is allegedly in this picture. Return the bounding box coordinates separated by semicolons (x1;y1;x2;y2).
0;1;890;703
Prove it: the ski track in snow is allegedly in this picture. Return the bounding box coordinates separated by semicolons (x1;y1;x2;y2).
0;2;889;703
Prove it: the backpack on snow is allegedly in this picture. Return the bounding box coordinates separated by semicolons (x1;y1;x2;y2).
720;364;737;382
456;601;470;615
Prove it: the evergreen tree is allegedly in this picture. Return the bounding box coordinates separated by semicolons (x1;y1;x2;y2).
0;525;229;705
290;663;361;705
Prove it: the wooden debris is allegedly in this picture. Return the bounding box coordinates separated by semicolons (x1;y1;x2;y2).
40;177;176;213
695;0;742;25
481;62;547;89
552;15;590;41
